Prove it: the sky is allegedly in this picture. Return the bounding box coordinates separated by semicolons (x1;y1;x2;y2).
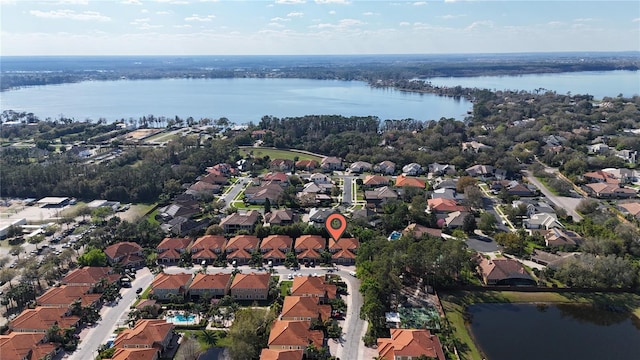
1;0;639;56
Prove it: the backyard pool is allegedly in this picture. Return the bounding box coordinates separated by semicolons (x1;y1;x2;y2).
165;312;199;325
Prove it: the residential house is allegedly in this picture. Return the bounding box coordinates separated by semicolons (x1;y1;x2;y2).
290;276;337;303
402;223;442;239
150;272;192;301
251;129;272;139
104;241;145;268
321;157;343;172
36;285;101;308
373;160;396;175
401;163;423;176
465;164;495;179
107;348;159;360
301;182;323;195
477;257;536;286
294;235;326;264
270;159;294;172
61;266;119;287
442;211;469;229
158;203;199;221
428;163;456;176
427;198;466;214
220;210;260;234
602;168;635;183
462;141;492;153
544;228;582;249
295;159;319;171
364;186;398;208
583;183;636;198
619;202;640;219
186;181;221;198
505;181;536;197
280;296;331;322
262;172;290;186
191;235;227;265
362;175;390;188
431;187;457;201
394;175;425;189
156;237;192;264
328;237;358;265
309;173;332;185
265;209;297;226
226;235;260;265
188;273;232;300
377;329;446;360
260;235;293;265
161;216;208;237
587;143;610;155
113;319;174;354
245;182;284;205
10;307;80;333
434;178;457;190
583;170;620;184
200;172;229;186
349;161;372;173
0;332;58;360
530;250;579;270
524;213;563;230
307;208;333;227
615;149;638;164
267;320;324;351
259;349;304;360
230;273;270;300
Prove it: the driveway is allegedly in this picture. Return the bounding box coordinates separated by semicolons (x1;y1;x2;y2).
68;268;153;360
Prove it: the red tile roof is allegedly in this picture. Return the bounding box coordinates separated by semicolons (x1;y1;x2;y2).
10;307;80;332
226;235;260;252
191;235;227;252
0;332;57;360
189;273;232;290
583;170;620;184
268;320;323;348
427;198;467;213
157;237;191;251
328;237;358;251
363;175;390;186
36;285;101;307
395;175;426;188
192;248;218;261
151;273;192;290
280;296;331;322
230;273;270;291
260;349;304;360
263;172;289;182
261;235;293;251
107;348;159;360
294;235;326;251
290;276;337;299
104;241;143;260
61;266;119;286
113;319;173;349
377;329;446;360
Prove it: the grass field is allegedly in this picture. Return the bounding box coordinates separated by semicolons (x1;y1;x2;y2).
239;147;323;162
440;290;640;360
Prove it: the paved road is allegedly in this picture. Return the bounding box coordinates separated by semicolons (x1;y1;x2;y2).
163;264;366;359
220;176;250;208
68;268;153;360
465;236;500;253
523;170;583;222
342;176;354;205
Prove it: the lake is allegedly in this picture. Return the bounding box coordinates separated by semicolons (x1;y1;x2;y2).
0;78;471;124
468;303;640;360
427;70;640;100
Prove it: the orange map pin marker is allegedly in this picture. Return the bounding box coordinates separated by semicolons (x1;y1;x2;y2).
326;213;347;242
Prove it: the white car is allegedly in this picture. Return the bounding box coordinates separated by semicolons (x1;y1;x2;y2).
287;274;294;280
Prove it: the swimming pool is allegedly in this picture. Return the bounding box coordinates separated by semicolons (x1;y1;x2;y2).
388;231;402;241
165;313;197;325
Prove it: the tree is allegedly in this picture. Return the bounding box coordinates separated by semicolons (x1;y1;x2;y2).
264;198;271;213
227;308;277;360
456;176;477;193
77;248;108;267
462;213;477;234
463;185;484;209
494;232;525;256
478;212;497;234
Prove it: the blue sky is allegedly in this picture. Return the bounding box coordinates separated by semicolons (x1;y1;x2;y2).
1;0;639;55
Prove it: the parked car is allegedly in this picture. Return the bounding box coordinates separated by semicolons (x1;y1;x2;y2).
136;287;143;294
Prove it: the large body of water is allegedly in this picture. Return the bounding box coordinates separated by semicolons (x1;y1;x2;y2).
0;78;470;123
428;70;640;99
1;71;637;123
468;303;640;360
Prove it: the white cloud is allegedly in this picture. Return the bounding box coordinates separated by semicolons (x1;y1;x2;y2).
185;14;216;22
268;22;286;28
130;18;151;25
271;17;290;22
466;20;493;30
413;2;427;6
154;0;189;4
156;11;172;15
275;0;306;4
633;18;640;22
363;12;375;16
287;11;304;17
574;18;593;22
141;9;149;13
173;24;192;28
440;14;465;20
29;9;111;21
328;10;336;15
399;21;410;26
55;0;89;4
547;21;564;26
310;18;365;29
315;0;350;4
121;0;142;4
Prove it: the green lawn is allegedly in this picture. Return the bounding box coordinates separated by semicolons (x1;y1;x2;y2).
280;280;293;297
239;147;323;162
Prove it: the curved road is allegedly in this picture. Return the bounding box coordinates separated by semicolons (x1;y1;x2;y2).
523;170;583;222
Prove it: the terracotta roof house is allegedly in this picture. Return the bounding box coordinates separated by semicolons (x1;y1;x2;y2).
230;273;271;301
544;228;582;249
0;332;58;360
294;235;326;264
267;320;324;351
113;319;174;353
191;235;228;265
478;257;536;286
244;182;285;205
10;307;80;333
200;172;229;186
270;159;294;172
259;349;304;360
262;172;290;185
583;183;636;199
349;161;372;173
156;237;192;264
583;170;620;184
36;285;101;308
188;273;232;300
328;237;358;265
402;223;442;239
321;157;344;171
150;273;193;301
427;198;466;213
619;202;640;219
226;235;260;265
377;329;446;360
394;175;426;189
364;186;398;208
104;241;145;268
265;209;297;226
260;235;294;265
402;163;424;176
220;210;260;234
290;276;337;303
61;266;119;287
295;159;319;171
107;348;159;360
374;161;396;175
363;175;390;188
281;295;331;322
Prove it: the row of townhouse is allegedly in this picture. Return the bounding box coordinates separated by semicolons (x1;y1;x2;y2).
155;234;359;266
150;272;271;301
